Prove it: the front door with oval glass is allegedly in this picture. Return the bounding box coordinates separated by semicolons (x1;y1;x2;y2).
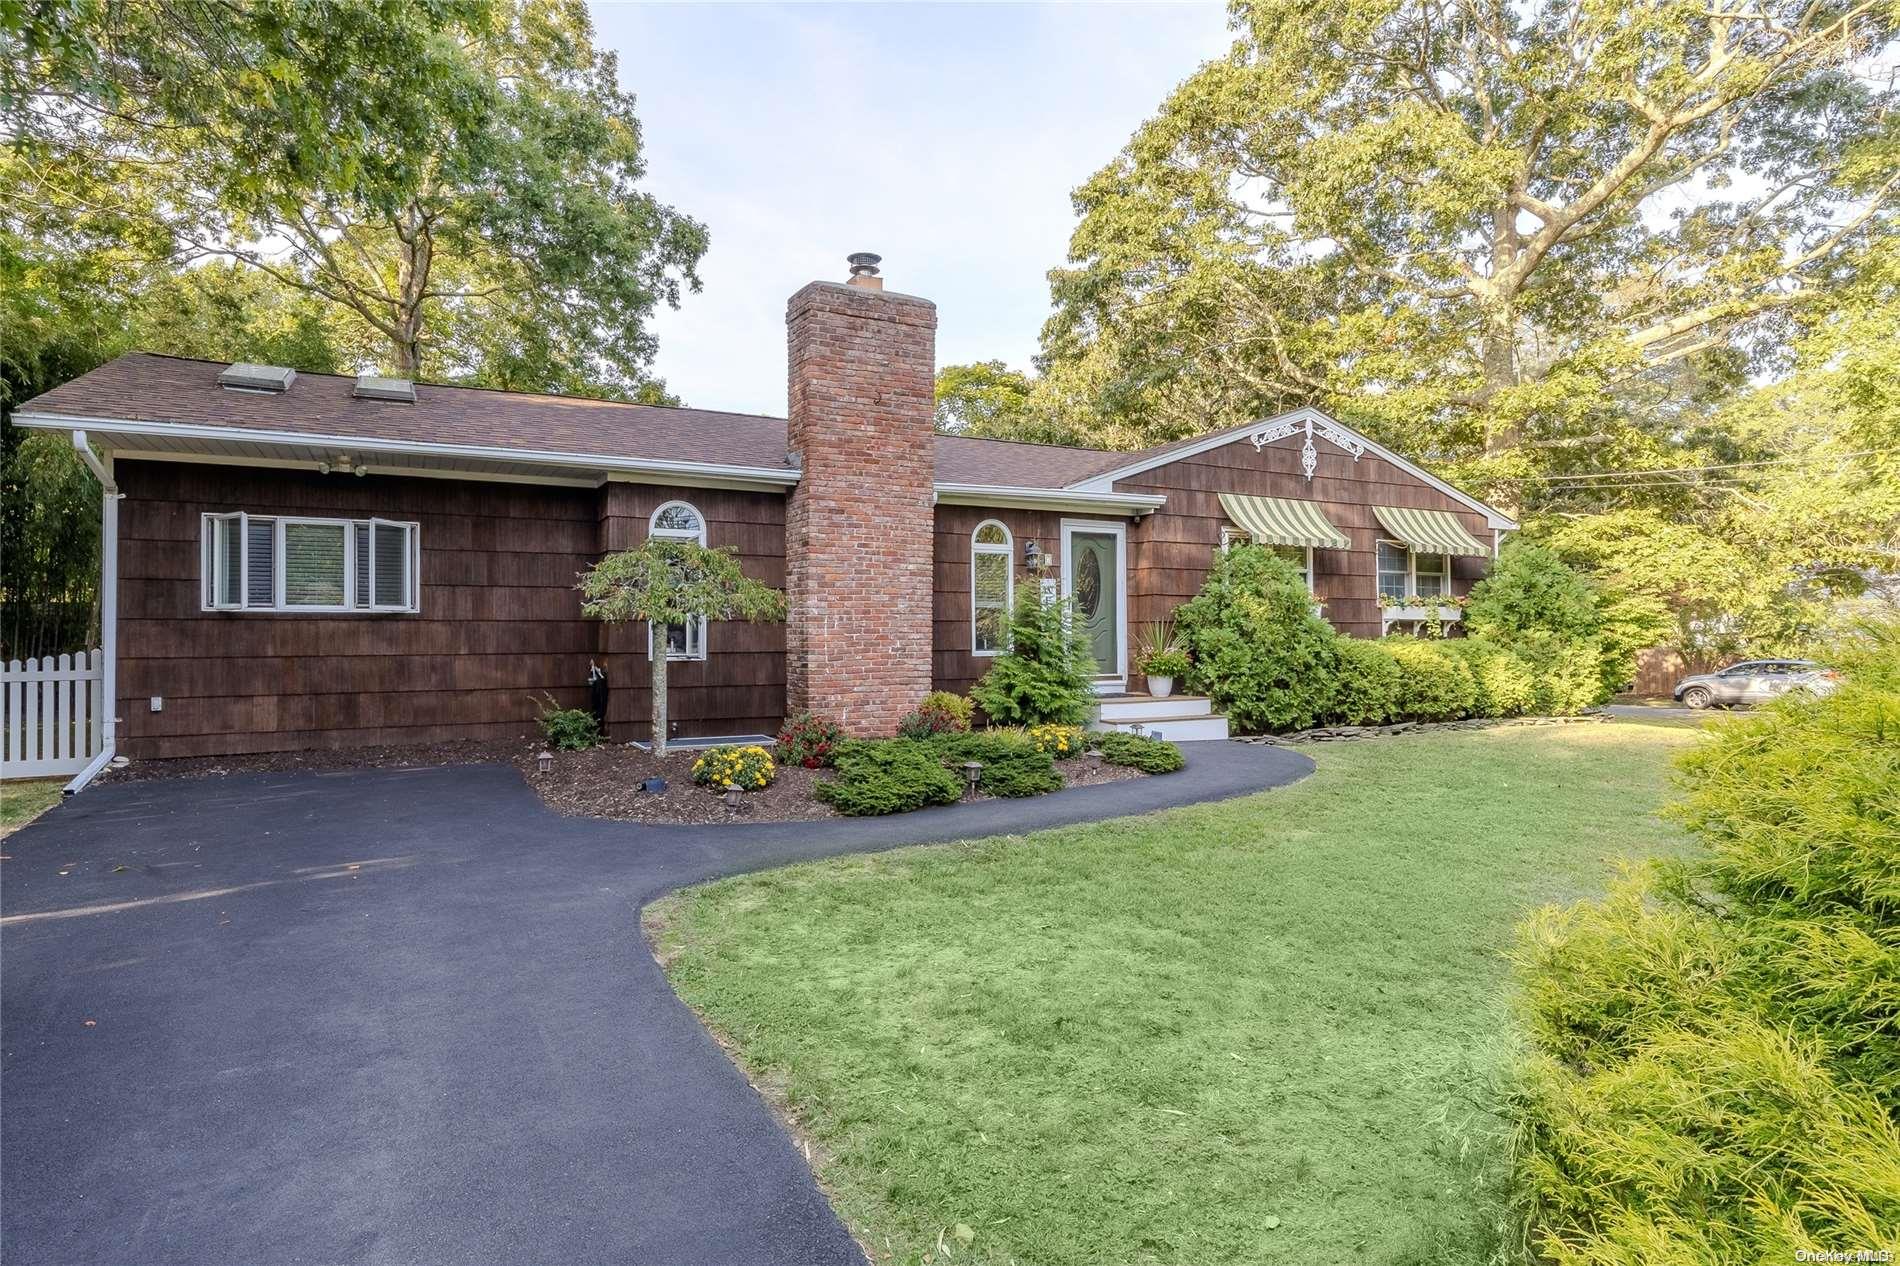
1062;525;1124;685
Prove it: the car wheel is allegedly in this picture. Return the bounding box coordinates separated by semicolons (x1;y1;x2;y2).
1682;686;1712;710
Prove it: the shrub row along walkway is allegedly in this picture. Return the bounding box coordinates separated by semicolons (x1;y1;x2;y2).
0;740;1312;1266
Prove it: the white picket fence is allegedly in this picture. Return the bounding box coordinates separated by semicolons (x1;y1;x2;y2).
2;651;106;778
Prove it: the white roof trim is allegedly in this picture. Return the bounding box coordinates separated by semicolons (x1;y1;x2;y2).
934;482;1166;517
11;411;803;489
1066;406;1517;530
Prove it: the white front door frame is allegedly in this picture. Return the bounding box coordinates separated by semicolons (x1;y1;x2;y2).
1059;517;1128;692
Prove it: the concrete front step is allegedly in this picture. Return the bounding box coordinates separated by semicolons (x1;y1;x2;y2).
1097;694;1213;722
1094;712;1231;743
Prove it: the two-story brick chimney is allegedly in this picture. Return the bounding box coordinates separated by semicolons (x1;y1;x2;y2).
784;253;937;734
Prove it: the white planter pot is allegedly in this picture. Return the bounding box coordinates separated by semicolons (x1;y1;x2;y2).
1145;674;1175;698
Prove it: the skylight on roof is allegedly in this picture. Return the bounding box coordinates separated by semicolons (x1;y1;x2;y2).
217;363;296;392
353;374;416;403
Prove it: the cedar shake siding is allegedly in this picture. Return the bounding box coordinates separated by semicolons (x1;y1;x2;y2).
1115;431;1496;641
930;504;1066;699
114;462;789;759
20;334;1517;764
594;483;787;744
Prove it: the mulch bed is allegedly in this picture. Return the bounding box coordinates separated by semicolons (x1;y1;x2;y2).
535;745;837;825
98;736;1147;825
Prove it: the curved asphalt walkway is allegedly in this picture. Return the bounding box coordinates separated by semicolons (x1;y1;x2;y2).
1;740;1311;1266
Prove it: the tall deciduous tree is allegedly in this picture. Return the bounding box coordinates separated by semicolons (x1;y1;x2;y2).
577;539;785;758
1039;0;1896;491
935;361;1034;434
3;0;707;396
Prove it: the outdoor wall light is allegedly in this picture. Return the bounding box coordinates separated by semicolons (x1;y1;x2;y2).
1023;540;1044;571
536;749;554;775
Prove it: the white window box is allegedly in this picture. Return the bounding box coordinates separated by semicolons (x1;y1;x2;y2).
1381;603;1463;624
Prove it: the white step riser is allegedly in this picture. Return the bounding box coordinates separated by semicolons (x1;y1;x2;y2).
1095;715;1231;743
1098;696;1212;722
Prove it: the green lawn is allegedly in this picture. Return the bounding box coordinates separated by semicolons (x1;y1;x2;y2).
649;724;1703;1266
0;779;64;838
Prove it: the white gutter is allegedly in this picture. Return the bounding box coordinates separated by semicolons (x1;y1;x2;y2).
11;411;804;490
933;482;1166;517
65;431;119;793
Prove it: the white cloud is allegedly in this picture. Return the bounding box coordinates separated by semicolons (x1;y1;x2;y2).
589;1;1231;415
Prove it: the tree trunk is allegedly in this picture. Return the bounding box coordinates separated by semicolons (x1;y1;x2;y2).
1481;202;1523;461
390;208;432;379
1480;320;1519;458
650;630;669;758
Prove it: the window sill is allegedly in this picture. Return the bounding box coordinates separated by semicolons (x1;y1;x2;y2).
1381;603;1462;623
201;607;421;616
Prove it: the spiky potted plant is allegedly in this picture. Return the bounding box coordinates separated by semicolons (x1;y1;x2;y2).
1132;619;1189;698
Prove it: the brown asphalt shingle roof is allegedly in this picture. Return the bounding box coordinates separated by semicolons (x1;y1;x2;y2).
19;352;1131;490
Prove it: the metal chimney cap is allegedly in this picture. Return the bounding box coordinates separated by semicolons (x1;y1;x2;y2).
846;252;882;278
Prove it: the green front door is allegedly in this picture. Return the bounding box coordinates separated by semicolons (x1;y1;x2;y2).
1068;530;1120;677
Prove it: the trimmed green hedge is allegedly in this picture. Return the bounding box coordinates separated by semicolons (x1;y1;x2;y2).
1174;539;1613;733
1328;637;1402;725
1378;637;1478;721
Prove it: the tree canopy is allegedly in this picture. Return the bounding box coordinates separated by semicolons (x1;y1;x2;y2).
994;0;1898;653
1036;0;1895;487
2;0;706;397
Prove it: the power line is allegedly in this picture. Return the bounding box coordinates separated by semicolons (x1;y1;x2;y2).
1538;478;1761;494
1521;446;1897;485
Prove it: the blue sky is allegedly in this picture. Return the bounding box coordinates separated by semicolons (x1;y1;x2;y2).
588;2;1232;415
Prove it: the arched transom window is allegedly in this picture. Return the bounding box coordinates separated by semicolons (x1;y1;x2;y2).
972;519;1013;656
648;500;708;660
649;500;707;544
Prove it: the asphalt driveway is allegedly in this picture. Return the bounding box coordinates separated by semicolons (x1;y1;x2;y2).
1;741;1311;1266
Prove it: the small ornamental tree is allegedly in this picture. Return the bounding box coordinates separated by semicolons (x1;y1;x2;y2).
578;538;785;757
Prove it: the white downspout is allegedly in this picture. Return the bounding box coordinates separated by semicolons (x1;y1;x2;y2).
65;431;120;793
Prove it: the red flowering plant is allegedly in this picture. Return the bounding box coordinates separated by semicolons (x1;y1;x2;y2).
776;712;846;769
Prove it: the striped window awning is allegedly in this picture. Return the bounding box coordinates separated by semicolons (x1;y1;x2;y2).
1372;506;1489;557
1218;493;1350;550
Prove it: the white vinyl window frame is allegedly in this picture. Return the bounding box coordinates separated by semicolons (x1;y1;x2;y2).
647;499;709;662
200;512;420;614
1377;539;1452;601
971;519;1014;657
1218;528;1315;594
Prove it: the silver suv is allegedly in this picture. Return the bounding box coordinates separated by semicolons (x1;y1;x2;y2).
1673;659;1840;709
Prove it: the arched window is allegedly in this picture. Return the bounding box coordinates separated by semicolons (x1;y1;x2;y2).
648;500;708;660
971;519;1013;656
649;500;706;544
